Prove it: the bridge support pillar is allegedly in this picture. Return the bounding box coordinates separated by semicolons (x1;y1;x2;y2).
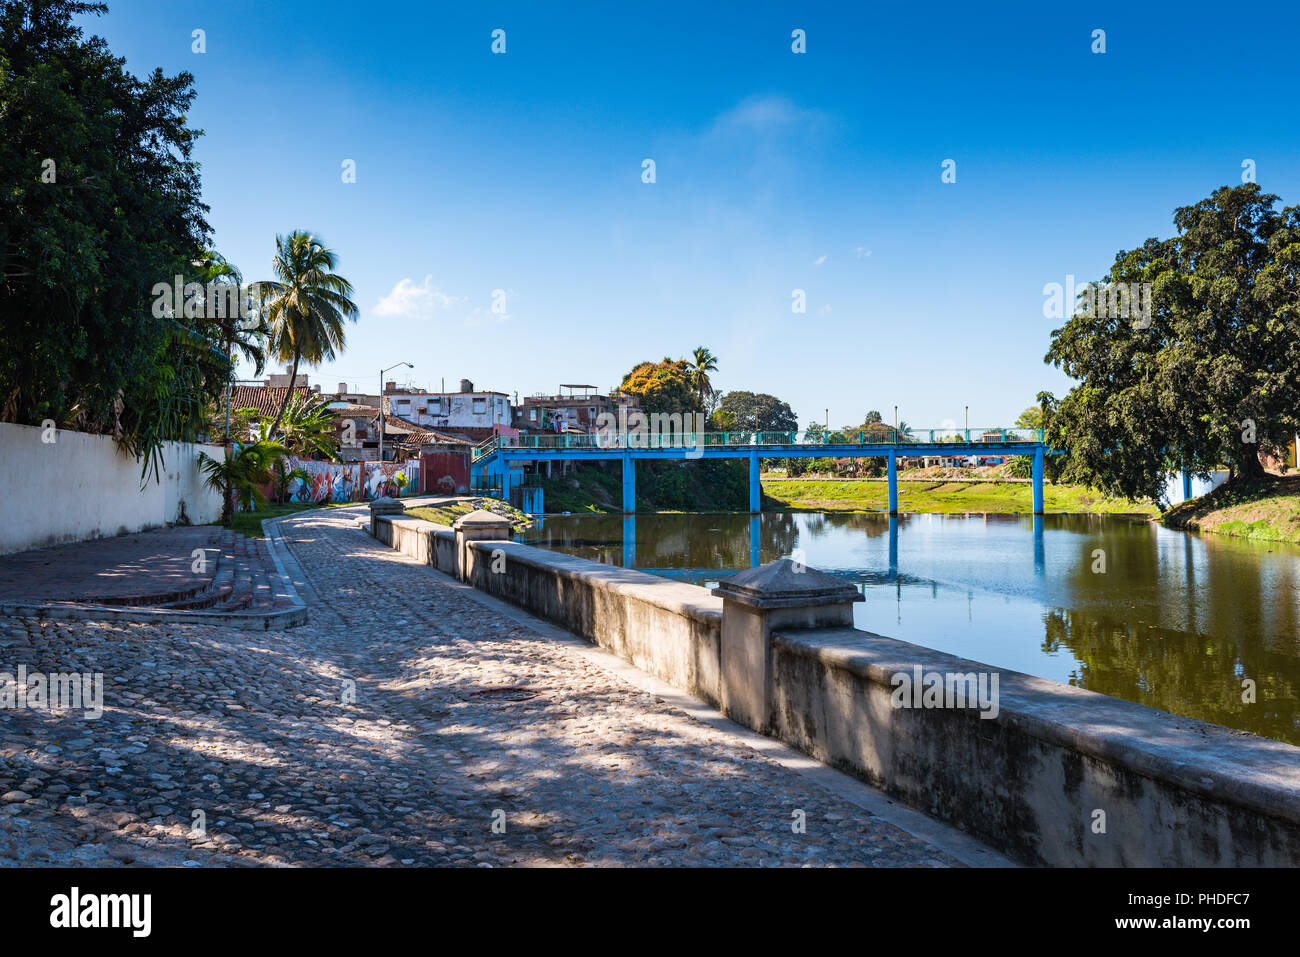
622;454;635;513
1182;470;1193;502
887;451;898;516
749;452;761;514
1032;448;1045;515
500;463;512;503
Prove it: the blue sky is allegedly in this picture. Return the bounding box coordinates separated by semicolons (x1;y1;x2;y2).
84;0;1300;429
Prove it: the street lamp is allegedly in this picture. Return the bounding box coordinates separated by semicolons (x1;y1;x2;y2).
378;361;413;465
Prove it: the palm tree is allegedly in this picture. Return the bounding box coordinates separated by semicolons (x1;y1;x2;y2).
274;391;342;461
197;440;287;526
688;346;719;409
254;232;359;438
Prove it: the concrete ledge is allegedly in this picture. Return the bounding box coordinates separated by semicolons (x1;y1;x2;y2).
770;627;1300;866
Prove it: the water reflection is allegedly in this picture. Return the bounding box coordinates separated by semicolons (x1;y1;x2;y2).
518;511;1300;744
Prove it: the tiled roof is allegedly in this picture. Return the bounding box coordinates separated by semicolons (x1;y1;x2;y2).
226;385;312;418
379;414;473;447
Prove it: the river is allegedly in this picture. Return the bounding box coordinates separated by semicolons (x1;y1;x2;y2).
518;511;1300;745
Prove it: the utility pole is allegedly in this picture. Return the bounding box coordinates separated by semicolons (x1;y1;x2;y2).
379;361;413;470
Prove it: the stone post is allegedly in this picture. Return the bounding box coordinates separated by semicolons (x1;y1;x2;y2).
452;509;513;583
711;558;863;733
368;496;405;538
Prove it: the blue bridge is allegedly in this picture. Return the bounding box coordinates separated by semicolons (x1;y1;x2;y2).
471;427;1062;515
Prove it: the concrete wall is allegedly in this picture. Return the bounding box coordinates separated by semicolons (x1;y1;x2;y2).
767;628;1300;867
0;422;224;555
369;514;1300;866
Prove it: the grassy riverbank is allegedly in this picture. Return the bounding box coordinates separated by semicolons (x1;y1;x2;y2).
1163;475;1300;543
406;498;532;531
762;477;1157;515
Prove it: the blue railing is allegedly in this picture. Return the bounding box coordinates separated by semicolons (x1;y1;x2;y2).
473;427;1045;462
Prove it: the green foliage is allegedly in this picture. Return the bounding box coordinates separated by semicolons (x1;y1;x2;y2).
717;391;798;433
198;440;287;525
0;0;229;478
266;391;341;461
1046;184;1300;501
270;458;311;505
538;460;747;512
619;357;699;415
688;346;719;408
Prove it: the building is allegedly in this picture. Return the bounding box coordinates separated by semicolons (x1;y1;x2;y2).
377;379;511;437
515;384;641;434
368;413;473;462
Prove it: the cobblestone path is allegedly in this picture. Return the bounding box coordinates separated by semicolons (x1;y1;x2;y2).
0;506;959;867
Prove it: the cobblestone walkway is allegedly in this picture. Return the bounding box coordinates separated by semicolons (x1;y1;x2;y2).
0;506;959;867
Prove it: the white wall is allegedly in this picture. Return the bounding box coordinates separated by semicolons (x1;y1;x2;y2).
391;392;511;428
0;422;224;555
1163;469;1230;506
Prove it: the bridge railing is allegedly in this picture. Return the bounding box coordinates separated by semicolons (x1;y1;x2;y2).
473;427;1045;460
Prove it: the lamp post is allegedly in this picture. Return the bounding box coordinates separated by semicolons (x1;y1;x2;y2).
378;361;413;470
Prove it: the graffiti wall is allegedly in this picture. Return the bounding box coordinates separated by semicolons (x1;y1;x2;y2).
275;459;419;504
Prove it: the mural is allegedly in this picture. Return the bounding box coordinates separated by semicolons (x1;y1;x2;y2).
278;459;419;504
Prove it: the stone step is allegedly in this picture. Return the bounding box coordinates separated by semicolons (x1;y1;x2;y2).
155;535;237;609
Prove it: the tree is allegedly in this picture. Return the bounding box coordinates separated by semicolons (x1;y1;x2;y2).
863;410;883;425
688;346;719;408
1046;184;1300;500
271;391;341;461
717;391;798;433
0;0;227;477
619;358;698;415
255;231;359;437
193;251;269;441
1015;392;1058;432
197;439;286;526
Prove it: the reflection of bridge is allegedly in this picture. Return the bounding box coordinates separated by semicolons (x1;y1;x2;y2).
473;428;1061;514
553;512;1050;578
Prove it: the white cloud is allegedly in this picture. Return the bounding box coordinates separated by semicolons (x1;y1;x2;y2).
819;304;832;315
711;95;820;135
854;247;872;259
813;254;828;266
374;276;464;320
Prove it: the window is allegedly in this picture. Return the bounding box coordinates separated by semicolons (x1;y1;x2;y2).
472;397;486;414
529;409;537;420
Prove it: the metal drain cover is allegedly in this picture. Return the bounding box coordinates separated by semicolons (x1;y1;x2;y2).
466;685;543;703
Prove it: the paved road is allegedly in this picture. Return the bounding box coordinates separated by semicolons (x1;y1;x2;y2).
0;505;960;867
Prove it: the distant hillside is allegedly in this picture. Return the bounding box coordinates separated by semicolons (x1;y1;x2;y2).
538;460;748;513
